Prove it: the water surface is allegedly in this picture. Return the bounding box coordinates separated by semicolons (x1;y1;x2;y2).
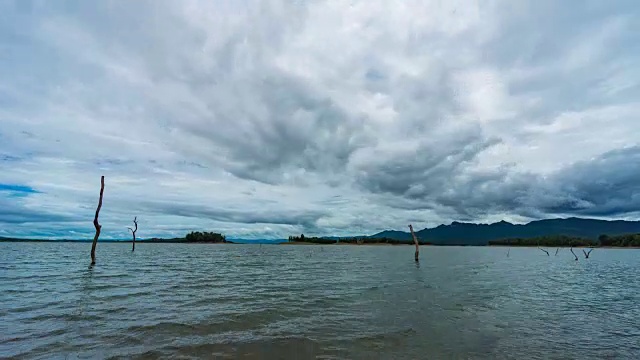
1;243;639;359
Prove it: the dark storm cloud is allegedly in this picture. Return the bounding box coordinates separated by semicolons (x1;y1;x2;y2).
143;201;328;227
543;146;640;216
187;75;370;185
355;127;501;199
381;146;640;220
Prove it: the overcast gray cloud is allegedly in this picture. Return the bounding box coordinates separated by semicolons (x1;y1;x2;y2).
1;0;640;239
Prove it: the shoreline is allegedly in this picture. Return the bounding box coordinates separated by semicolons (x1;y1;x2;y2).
488;245;640;249
280;241;407;246
0;239;230;244
282;242;640;249
2;239;639;249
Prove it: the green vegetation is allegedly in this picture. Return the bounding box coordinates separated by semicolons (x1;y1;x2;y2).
598;233;640;247
287;234;432;245
288;235;336;244
184;231;226;243
489;235;596;247
489;233;640;247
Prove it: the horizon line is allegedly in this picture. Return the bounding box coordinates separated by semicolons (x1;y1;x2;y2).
2;216;639;241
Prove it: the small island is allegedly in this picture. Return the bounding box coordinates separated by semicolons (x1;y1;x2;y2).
185;231;227;243
141;231;229;244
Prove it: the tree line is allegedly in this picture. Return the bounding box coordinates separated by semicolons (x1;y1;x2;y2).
598;234;640;247
489;234;640;247
287;234;432;245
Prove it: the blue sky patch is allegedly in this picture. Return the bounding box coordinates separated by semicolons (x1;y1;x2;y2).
0;183;40;194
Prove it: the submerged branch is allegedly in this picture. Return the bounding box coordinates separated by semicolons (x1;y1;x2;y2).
570;247;578;261
538;247;550;256
583;248;594;259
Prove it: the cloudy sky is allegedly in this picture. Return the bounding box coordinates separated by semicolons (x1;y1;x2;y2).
1;0;640;239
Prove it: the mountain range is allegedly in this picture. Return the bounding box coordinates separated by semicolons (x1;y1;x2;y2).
369;217;640;245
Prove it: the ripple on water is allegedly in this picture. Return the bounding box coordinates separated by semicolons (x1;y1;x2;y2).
1;243;639;359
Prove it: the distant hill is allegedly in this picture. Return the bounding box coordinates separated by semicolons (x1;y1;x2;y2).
369;217;640;245
370;230;411;240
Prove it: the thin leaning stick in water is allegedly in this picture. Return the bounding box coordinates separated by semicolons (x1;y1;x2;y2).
583;248;594;259
128;216;138;252
408;224;419;261
90;176;105;266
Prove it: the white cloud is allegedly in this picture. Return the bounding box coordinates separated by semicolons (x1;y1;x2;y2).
1;0;639;239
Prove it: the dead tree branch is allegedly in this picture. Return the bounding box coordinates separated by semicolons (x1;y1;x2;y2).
555;248;560;256
90;176;105;266
128;216;138;252
408;224;419;262
570;247;578;261
583;248;594;259
536;239;549;256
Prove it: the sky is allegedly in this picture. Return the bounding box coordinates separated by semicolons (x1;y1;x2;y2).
1;0;640;240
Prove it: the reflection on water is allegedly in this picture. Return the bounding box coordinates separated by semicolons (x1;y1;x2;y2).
1;242;639;359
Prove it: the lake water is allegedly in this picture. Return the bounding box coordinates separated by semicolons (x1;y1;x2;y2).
1;243;639;359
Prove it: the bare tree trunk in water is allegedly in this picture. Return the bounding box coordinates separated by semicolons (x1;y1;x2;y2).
90;176;104;266
128;216;138;252
408;224;419;262
555;248;560;256
570;247;578;261
583;248;594;259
